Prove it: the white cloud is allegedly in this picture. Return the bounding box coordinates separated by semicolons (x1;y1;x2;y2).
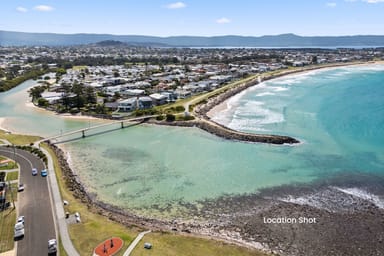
362;0;384;3
216;17;231;24
326;2;337;7
16;7;28;13
33;5;54;12
166;2;186;9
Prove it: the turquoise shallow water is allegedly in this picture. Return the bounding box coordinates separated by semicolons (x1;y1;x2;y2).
1;65;383;218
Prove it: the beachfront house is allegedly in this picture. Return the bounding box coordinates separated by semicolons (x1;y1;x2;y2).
117;97;153;112
149;93;168;105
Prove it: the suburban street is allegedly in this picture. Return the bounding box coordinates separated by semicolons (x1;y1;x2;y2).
0;146;56;256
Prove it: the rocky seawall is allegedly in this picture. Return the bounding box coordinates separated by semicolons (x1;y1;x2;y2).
150;119;299;144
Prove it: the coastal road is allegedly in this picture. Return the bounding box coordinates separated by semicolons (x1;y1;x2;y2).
0;146;56;256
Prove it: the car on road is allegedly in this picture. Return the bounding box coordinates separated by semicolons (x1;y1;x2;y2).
14;222;25;238
48;239;57;254
18;183;24;192
32;168;38;176
41;169;47;177
17;216;25;225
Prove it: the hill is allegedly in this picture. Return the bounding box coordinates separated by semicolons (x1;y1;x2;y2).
1;30;384;47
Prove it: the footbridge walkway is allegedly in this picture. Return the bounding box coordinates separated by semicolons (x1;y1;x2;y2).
39;115;158;144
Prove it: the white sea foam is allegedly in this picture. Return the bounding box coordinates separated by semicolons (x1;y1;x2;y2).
270;86;289;92
333;187;384;209
227;101;284;131
255;92;275;97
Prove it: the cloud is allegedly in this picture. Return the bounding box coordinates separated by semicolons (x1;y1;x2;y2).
362;0;384;2
33;5;54;12
16;7;28;13
166;2;186;9
326;2;337;7
216;17;231;24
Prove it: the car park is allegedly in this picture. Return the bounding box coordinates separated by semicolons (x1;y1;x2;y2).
41;169;47;177
32;168;38;176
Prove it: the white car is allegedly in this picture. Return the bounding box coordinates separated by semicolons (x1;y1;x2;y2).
18;183;24;192
48;239;57;254
14;222;24;238
17;216;25;225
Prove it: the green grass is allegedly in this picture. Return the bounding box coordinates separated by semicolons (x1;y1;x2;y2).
0;207;16;253
5;171;18;181
131;232;270;256
0;130;41;146
72;65;88;71
0;161;18;170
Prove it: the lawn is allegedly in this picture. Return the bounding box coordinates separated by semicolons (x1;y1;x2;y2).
0;207;16;253
0;130;41;146
131;232;270;256
0;160;18;170
5;171;18;181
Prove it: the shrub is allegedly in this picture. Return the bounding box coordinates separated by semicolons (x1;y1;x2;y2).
156;115;165;121
166;114;175;122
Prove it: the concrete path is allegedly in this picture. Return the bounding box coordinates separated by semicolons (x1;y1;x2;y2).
39;145;80;256
123;230;151;256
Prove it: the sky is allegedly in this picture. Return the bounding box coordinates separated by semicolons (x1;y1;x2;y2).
1;0;384;36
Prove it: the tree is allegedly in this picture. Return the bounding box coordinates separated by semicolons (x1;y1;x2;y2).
28;86;46;101
37;98;49;107
85;86;96;104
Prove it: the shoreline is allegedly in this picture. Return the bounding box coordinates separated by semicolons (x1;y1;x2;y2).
201;61;384;121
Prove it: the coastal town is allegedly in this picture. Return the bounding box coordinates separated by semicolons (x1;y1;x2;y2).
1;45;383;118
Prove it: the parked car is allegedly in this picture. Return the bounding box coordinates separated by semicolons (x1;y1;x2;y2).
18;183;24;192
14;222;24;238
48;239;57;254
32;168;38;176
17;216;25;224
41;169;47;177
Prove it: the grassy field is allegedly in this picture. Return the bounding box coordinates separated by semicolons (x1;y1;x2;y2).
0;207;16;253
131;232;269;256
0;160;18;170
5;171;18;181
0;130;41;146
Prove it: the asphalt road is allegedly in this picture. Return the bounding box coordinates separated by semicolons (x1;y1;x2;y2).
0;146;56;256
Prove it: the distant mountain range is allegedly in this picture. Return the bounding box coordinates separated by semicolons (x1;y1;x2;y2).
1;30;384;47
